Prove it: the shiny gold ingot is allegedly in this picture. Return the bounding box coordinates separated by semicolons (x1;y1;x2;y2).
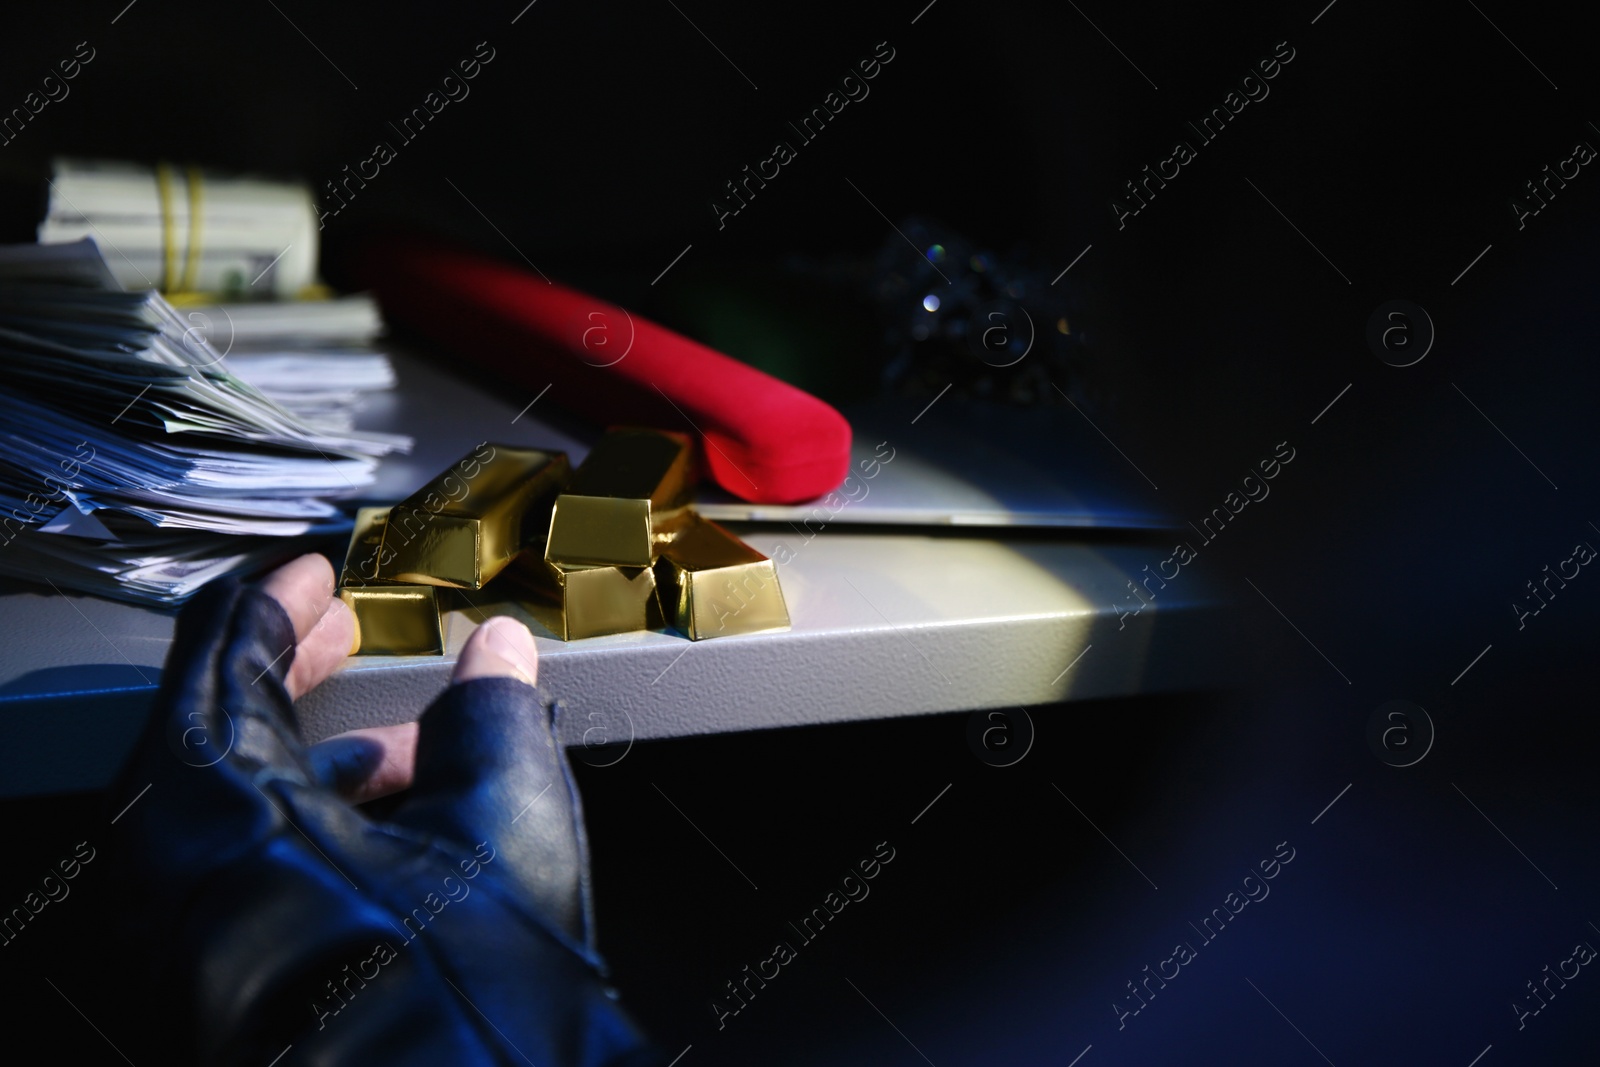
544;428;694;568
337;507;444;655
654;512;790;640
545;560;662;641
379;444;569;589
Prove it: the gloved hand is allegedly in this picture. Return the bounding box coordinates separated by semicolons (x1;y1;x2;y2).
104;553;660;1067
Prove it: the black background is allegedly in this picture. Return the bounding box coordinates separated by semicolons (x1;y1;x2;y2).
2;1;1598;1063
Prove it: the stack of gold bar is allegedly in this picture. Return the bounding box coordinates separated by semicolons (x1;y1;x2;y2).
335;429;790;653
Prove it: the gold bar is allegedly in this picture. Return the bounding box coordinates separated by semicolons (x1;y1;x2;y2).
337;507;444;655
543;559;662;640
378;444;569;589
545;428;694;568
653;512;790;640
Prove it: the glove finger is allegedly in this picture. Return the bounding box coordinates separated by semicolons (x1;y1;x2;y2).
106;574;330;966
115;554;362;861
307;722;418;803
388;621;592;947
140;554;337;779
151;575;306;780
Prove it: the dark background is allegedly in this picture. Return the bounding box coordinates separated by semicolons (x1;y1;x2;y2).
2;1;1599;1063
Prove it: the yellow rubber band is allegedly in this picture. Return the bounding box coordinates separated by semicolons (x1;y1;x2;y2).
181;165;203;293
155;162;176;293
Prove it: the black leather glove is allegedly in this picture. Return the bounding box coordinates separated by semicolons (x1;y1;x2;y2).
104;569;660;1066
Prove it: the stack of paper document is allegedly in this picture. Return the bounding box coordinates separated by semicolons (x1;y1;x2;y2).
178;295;395;432
0;239;410;604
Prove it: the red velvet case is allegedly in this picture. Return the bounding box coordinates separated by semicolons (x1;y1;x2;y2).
354;236;852;505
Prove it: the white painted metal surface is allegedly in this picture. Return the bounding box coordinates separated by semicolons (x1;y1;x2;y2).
0;350;1224;796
